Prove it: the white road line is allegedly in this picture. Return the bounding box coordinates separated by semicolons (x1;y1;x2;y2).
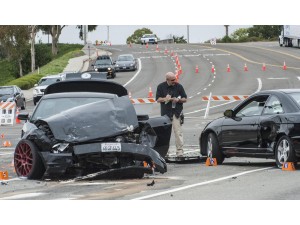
0;152;13;156
267;78;288;79
0;192;46;200
123;58;142;87
132;167;273;200
297;77;300;80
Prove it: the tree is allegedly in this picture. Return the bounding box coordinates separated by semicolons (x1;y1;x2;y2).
40;25;66;55
76;25;98;40
127;28;153;44
173;35;187;43
248;25;282;40
230;28;249;41
0;26;30;77
28;25;39;72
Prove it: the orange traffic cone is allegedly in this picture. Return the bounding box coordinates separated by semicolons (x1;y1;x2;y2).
227;64;231;72
2;140;12;147
283;61;287;70
175;74;179;82
1;134;4;139
195;65;199;73
244;63;248;71
15;108;21;124
156;44;159;51
164;48;168;54
282;162;296;171
148;87;153;98
129;42;132;48
211;65;215;73
262;63;266;71
0;171;9;180
146;43;148;49
205;157;217;166
170;51;174;56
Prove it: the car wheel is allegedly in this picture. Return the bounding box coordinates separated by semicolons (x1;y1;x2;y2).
21;99;26;110
207;133;225;164
275;135;296;168
14;139;45;179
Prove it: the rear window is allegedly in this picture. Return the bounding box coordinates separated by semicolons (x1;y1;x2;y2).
38;77;61;86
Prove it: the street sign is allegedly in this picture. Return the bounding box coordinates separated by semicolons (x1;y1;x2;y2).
82;43;96;57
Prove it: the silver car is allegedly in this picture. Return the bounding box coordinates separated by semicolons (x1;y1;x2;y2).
114;54;137;72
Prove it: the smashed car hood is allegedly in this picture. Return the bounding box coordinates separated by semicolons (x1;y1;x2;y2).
38;96;138;142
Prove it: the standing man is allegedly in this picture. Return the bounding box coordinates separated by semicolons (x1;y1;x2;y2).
156;72;187;158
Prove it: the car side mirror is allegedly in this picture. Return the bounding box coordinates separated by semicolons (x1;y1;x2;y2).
18;112;29;120
224;109;234;118
34;84;37;87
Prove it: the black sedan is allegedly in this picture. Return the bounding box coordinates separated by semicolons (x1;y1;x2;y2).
200;89;300;168
0;85;26;109
15;79;171;179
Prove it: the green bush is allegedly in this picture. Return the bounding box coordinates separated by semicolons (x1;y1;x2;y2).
1;44;83;89
6;49;83;89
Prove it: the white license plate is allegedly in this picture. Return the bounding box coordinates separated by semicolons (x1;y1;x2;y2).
123;67;126;69
101;143;121;152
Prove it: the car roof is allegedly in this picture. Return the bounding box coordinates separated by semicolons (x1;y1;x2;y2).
42;92;116;99
96;55;111;60
255;89;300;95
44;80;128;97
41;74;63;79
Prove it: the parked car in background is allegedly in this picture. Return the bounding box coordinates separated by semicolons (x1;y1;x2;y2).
0;85;26;109
140;34;158;45
200;89;300;168
92;55;116;79
15;79;171;179
33;74;63;105
114;54;137;72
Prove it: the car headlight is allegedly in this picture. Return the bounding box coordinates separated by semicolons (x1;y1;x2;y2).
130;63;134;66
108;67;111;71
116;64;119;67
33;89;39;94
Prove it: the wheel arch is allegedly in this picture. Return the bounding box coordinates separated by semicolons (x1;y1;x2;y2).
200;129;218;156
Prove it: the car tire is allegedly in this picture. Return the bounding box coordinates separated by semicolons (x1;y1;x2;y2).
14;139;45;179
275;135;296;168
207;133;225;164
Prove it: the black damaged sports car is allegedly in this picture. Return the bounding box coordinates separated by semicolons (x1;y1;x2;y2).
15;80;172;179
200;89;300;168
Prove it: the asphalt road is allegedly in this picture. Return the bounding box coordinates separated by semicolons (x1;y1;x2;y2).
1;42;300;202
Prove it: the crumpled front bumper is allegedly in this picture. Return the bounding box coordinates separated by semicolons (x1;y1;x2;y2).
40;142;167;176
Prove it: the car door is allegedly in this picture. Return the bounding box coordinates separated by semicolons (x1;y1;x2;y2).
221;95;269;152
258;95;285;150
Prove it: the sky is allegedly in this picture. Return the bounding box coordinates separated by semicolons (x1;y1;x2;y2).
36;25;252;45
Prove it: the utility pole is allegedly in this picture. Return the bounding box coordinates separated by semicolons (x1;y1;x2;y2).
83;25;87;45
107;25;109;42
187;25;190;43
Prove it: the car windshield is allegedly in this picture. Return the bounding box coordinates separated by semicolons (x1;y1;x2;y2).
0;87;13;95
117;56;133;61
288;92;300;106
31;97;108;121
38;77;61;86
95;59;112;65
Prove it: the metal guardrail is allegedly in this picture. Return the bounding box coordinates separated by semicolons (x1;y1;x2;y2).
157;39;174;44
